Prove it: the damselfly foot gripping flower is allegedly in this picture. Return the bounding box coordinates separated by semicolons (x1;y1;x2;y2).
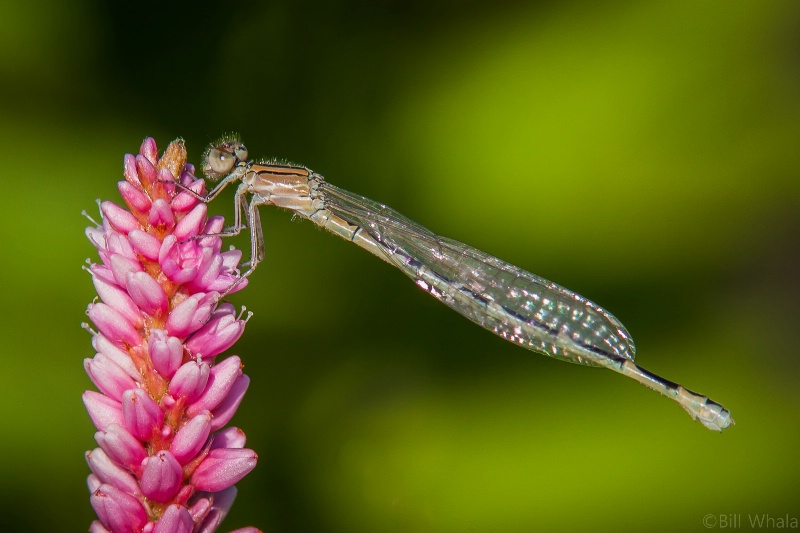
83;137;261;533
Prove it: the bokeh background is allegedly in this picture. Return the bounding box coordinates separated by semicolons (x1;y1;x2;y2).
1;0;798;531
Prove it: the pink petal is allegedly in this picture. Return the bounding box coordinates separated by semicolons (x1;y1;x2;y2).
101;201;139;234
87;473;102;492
93;276;142;328
109;253;144;288
140;450;182;502
204;215;225;235
191;448;258;492
126;271;168;317
186;250;223;293
187;497;212;526
211;427;246;450
171;178;204;213
95;423;147;473
85;448;142;496
195;486;238;533
92;333;139;381
174;203;207;241
186;304;245;358
210;374;250;431
165;292;218;338
170;410;212;464
90;483;148;533
137;153;158;187
169;360;211;403
123;153;141;187
122;388;164;441
140;138;159;166
89;519;112;533
83;391;124;431
220;249;243;271
153;504;195;533
148;329;184;379
128;229;162;261
89;263;118;286
87;302;142;346
86;226;106;252
105;231;137;260
158;168;177;194
159;235;200;284
149;198;175;230
186;356;242;417
84;353;138;401
119;181;152;213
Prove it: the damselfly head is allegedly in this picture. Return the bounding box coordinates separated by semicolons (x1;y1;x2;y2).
203;139;249;180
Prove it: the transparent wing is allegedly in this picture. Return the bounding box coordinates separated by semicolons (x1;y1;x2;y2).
320;182;636;367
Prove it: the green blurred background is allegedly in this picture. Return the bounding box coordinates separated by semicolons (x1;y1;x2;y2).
1;0;798;531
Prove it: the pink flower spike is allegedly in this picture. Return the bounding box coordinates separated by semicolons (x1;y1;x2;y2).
84;354;138;401
210;375;250;431
170;411;212;464
83;391;124;432
191;448;258;492
149;198;176;230
119;180;152;213
85;448;142;496
148;329;183;379
122;388;164;441
101;201;139;234
127;271;169;317
153;504;195;533
186;356;242;417
169;360;211;403
87;302;142;346
140;450;182;502
165;292;218;338
128;229;162;261
95;423;147;472
83;137;257;531
91;483;148;533
186;304;245;359
211;427;246;450
174;203;208;241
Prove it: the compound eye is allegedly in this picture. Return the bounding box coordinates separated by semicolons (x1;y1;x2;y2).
233;143;248;161
206;147;236;175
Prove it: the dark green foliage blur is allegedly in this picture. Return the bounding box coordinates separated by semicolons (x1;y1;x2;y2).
1;1;798;531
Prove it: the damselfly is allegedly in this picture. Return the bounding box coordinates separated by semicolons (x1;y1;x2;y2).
188;134;733;431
